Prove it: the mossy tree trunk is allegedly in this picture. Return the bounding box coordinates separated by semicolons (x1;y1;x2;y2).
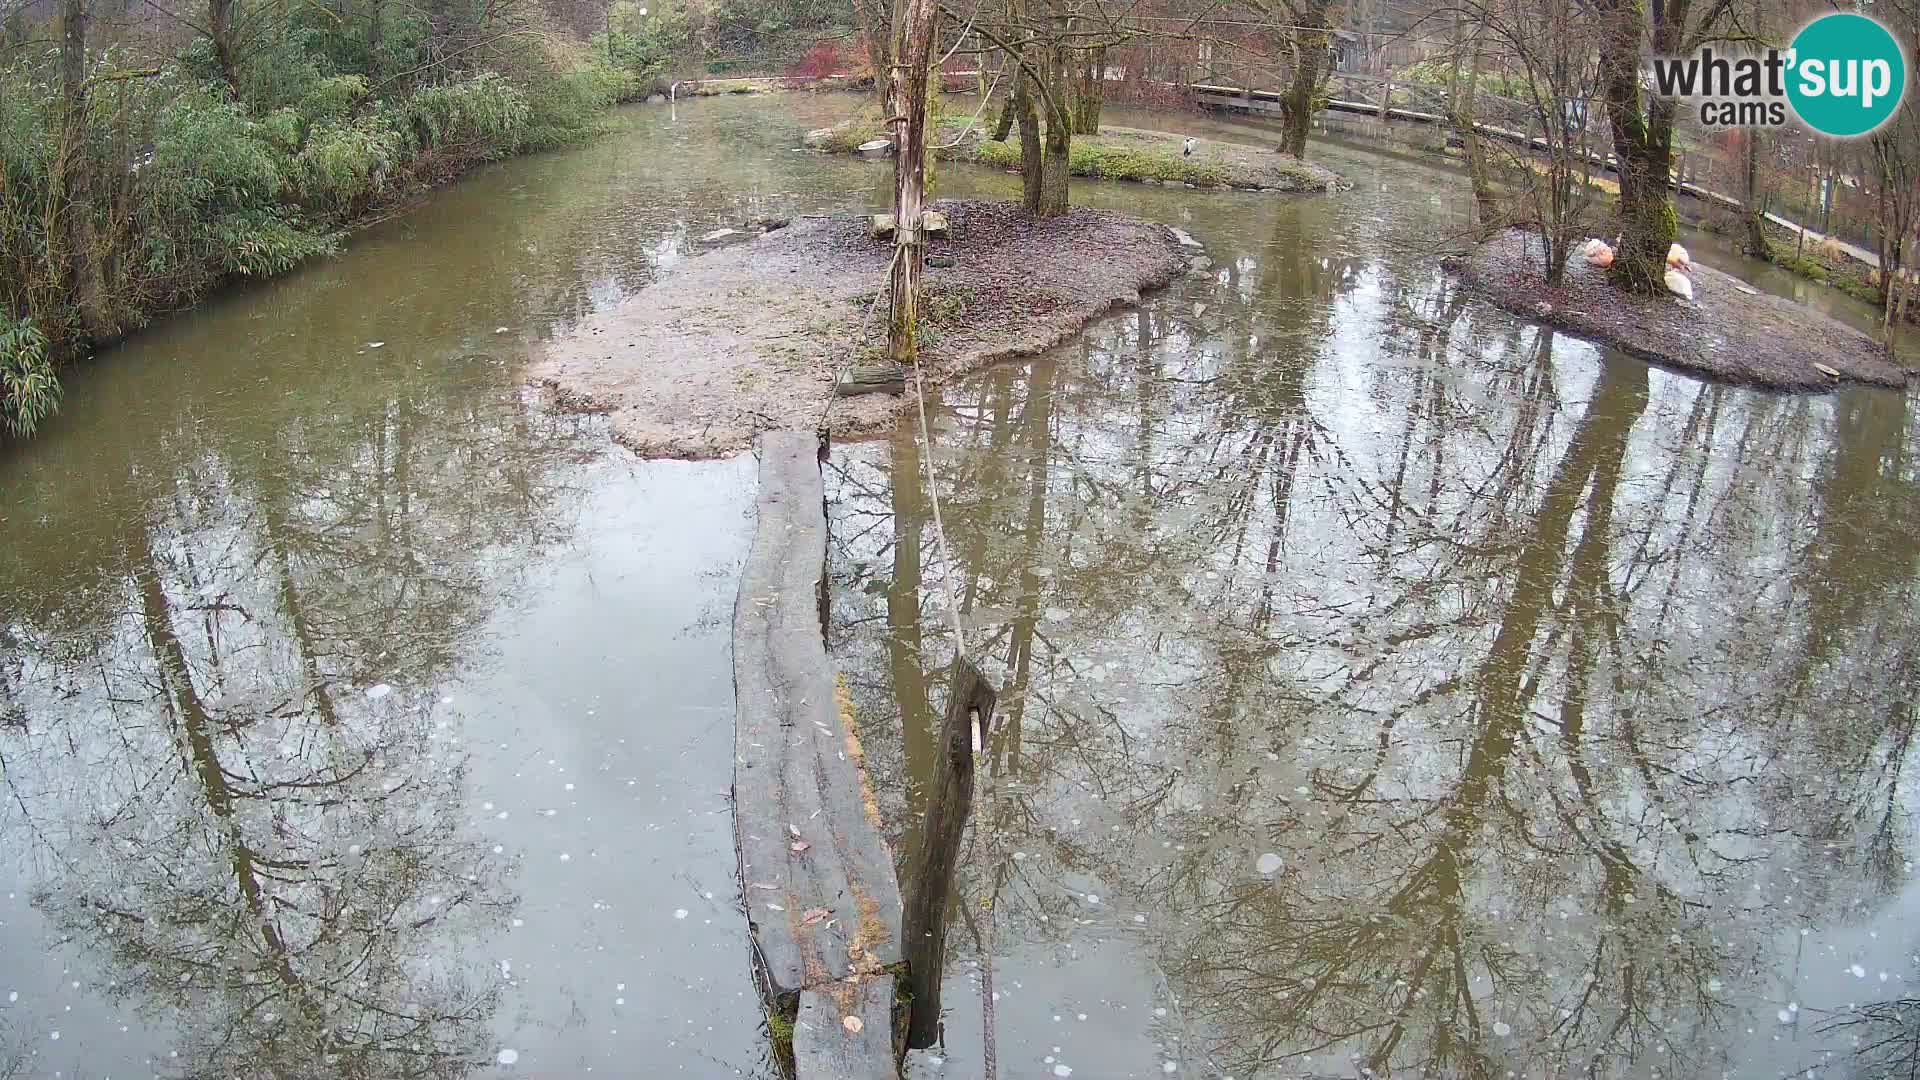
1071;44;1105;135
1012;63;1043;211
1035;13;1072;218
1450;19;1499;233
990;45;1018;140
1277;0;1333;158
1593;0;1690;293
991;49;1017;139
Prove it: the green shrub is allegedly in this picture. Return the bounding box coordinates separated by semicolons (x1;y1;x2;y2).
293;115;403;210
521;63;631;149
0;314;59;439
387;74;532;157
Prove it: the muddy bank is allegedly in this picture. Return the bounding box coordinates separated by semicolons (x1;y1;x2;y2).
1448;228;1912;391
533;199;1186;457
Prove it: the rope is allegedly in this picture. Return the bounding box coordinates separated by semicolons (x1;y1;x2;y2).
909;354;968;661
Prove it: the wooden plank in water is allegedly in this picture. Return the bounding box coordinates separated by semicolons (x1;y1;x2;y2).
836;363;907;397
733;431;903;1004
793;977;895;1080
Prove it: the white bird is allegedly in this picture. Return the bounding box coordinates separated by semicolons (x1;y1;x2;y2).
1664;265;1694;301
1667;242;1692;271
1183;137;1197;157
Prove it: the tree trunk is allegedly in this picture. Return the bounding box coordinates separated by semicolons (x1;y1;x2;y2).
885;0;937;362
1013;63;1043;212
1278;0;1333;158
1594;0;1675;292
367;0;383;80
989;47;1017;140
1071;45;1105;135
1741;131;1770;258
60;0;109;340
901;659;996;1050
1035;26;1071;217
1453;30;1498;233
209;0;240;94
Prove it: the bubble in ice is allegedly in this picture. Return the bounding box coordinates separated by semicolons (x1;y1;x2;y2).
674;909;689;920
1053;1067;1073;1078
49;1031;59;1041
1492;1021;1512;1037
1155;1007;1168;1017
1085;894;1101;905
615;998;624;1006
497;1049;519;1066
6;992;15;1003
1044;608;1069;623
1707;979;1722;992
1255;853;1283;875
1850;964;1867;978
1778;1010;1796;1024
1164;1064;1179;1074
365;684;392;700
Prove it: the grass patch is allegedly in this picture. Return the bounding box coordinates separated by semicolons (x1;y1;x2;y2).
966;137;1233;187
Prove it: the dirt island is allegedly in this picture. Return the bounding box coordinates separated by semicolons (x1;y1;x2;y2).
533;199;1189;457
1449;228;1913;391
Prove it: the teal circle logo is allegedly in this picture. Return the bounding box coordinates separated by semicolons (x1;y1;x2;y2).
1786;13;1907;137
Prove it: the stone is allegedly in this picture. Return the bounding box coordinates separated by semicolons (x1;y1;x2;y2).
922;210;950;238
869;214;896;240
803;127;836;149
927;255;956;268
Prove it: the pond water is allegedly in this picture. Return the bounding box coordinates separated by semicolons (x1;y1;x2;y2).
0;89;1914;1080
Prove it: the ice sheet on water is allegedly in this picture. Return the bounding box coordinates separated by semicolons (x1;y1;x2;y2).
1255;853;1283;875
497;1048;519;1065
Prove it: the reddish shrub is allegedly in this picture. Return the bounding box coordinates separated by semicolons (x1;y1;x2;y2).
786;40;846;80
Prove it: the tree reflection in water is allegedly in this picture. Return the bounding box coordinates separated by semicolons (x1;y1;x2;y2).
0;384;591;1078
827;245;1920;1079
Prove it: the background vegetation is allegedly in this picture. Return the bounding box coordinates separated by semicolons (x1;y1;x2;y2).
0;0;855;436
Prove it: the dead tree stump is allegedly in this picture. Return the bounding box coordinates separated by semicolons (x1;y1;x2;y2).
901;657;997;1050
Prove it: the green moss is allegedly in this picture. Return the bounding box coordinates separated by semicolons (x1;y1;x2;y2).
965;136;1235;187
